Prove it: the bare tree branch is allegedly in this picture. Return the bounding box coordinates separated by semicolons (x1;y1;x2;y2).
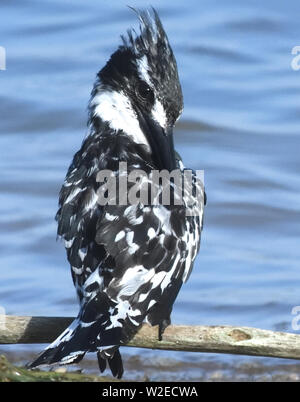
0;315;299;361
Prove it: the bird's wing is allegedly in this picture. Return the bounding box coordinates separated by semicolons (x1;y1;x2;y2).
56;143;203;347
96;201;192;340
55;149;110;301
94;184;201;344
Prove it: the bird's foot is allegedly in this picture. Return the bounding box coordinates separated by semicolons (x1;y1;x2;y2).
158;318;171;341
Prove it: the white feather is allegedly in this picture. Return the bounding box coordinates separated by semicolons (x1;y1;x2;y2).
152;99;167;129
92;90;150;148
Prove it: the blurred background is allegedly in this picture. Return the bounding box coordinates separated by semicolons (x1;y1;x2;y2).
0;0;300;381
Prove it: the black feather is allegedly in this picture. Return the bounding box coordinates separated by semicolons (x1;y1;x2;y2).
108;349;124;379
97;351;107;373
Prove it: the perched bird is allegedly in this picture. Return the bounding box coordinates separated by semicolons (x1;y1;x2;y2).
28;8;205;379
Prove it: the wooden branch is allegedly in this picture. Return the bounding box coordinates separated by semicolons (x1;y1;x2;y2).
0;315;299;361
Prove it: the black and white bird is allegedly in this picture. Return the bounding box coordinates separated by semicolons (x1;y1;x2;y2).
29;8;205;379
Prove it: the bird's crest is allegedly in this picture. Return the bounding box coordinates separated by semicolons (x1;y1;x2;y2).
121;7;181;100
122;7;172;59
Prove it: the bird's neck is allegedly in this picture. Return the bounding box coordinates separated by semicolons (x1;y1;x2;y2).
88;88;150;152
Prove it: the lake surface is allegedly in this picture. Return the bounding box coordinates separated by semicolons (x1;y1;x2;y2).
0;0;300;381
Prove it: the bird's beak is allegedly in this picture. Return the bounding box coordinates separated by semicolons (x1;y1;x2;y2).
136;109;177;171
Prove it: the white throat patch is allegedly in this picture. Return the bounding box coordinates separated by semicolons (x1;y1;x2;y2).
92;90;150;149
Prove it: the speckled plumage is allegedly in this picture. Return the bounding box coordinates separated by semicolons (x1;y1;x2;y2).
28;8;205;379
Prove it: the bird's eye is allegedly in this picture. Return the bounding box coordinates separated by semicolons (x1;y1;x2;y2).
136;81;154;103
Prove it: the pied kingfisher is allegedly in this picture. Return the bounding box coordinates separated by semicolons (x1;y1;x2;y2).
29;8;205;379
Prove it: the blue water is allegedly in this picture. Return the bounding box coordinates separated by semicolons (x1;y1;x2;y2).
1;0;300;380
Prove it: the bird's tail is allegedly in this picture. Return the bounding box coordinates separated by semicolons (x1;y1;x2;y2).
27;316;124;378
27;318;86;369
97;348;124;379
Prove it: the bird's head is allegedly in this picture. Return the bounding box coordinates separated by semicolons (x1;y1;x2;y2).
89;8;183;171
